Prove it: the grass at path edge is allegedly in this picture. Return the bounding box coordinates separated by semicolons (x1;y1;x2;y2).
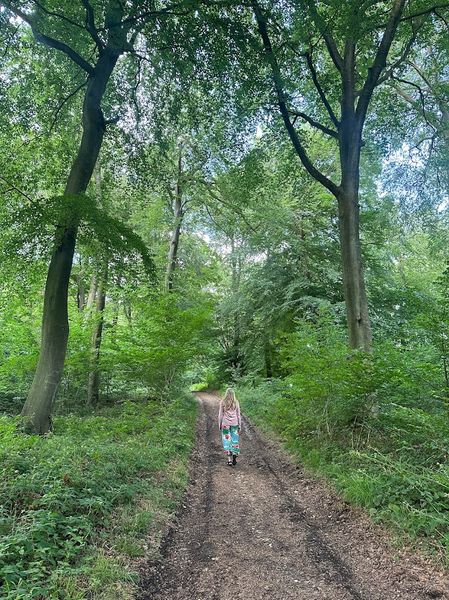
238;381;449;566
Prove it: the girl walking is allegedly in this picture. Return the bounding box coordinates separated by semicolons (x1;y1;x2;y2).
218;388;241;466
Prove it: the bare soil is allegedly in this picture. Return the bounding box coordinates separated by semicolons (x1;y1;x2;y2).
137;392;449;600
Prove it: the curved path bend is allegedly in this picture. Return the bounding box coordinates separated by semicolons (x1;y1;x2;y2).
138;392;449;600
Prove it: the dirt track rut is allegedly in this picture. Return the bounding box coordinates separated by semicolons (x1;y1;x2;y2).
137;392;449;600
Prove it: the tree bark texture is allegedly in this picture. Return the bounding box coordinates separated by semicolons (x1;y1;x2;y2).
165;198;183;291
76;273;86;311
337;117;372;351
86;275;98;311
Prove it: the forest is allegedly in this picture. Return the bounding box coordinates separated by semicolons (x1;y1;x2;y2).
1;0;449;598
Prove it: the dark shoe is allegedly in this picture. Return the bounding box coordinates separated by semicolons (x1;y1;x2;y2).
232;455;237;466
227;460;233;466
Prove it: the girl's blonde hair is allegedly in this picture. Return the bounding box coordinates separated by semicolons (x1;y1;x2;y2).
222;388;237;411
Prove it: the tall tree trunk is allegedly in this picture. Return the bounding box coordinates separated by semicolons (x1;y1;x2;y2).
124;302;132;325
87;266;107;406
21;50;119;434
337;113;372;351
337;188;371;350
230;237;244;376
264;339;273;378
86;275;98;311
252;0;407;351
165;150;183;291
76;273;86;311
87;160;107;406
165;197;183;291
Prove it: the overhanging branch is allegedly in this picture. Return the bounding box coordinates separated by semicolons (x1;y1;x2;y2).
435;8;449;28
356;0;406;124
304;0;344;72
390;75;436;131
197;180;259;233
304;51;339;127
288;110;338;139
400;2;449;21
49;77;88;133
2;1;94;74
98;2;191;30
81;0;104;49
376;22;422;86
252;0;340;198
33;29;95;74
30;0;85;30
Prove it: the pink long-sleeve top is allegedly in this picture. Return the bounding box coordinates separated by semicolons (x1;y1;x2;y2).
218;401;241;430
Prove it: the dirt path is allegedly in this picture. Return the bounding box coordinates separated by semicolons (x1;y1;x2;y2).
137;392;449;600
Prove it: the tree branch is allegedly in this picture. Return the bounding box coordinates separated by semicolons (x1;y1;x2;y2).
408;60;435;92
0;175;41;207
288;109;339;138
304;51;340;127
304;0;344;72
435;8;449;28
2;1;94;74
49;78;88;133
30;0;85;31
34;29;95;74
204;202;232;238
375;21;422;86
252;0;340;198
97;2;191;31
390;75;436;131
130;54;144;119
197;180;259;233
408;59;449;122
81;0;104;49
390;81;414;104
400;2;449;21
356;0;406;124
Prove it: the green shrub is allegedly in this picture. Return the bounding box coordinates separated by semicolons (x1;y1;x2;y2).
0;396;196;599
237;316;449;562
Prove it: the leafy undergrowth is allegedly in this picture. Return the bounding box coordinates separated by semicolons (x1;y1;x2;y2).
239;381;449;564
0;396;197;599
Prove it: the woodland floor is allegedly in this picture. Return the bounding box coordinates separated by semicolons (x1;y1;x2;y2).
137;392;449;600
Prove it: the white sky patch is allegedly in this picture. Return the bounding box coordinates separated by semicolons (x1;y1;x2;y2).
255;124;263;139
437;197;449;213
248;251;267;264
385;142;426;169
196;231;211;243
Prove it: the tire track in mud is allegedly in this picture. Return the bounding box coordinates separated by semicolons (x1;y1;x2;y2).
137;392;449;600
137;397;220;600
241;415;363;600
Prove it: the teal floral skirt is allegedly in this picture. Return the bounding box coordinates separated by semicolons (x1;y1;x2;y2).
221;425;240;455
